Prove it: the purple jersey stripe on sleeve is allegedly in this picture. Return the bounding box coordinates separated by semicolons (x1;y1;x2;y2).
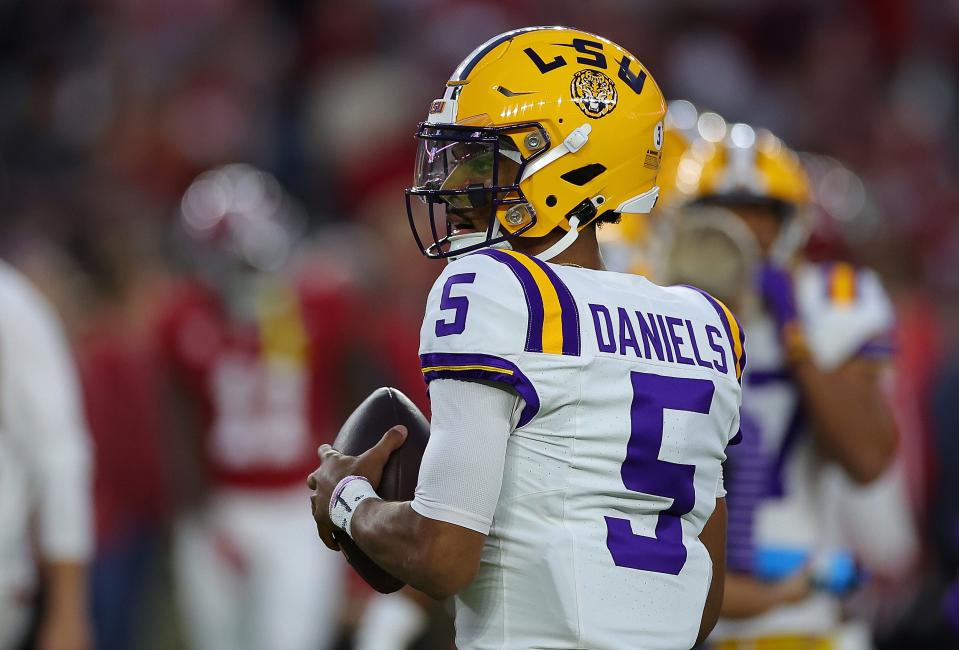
474;249;545;353
420;352;540;427
747;368;791;387
525;255;582;356
857;338;896;359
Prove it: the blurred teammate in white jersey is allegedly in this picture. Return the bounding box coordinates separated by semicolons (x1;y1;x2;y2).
0;260;93;650
671;121;906;648
310;27;744;649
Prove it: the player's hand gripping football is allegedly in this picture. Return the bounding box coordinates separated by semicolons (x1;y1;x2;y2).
308;426;408;551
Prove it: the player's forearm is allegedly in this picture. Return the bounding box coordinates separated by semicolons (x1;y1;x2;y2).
720;572;806;618
721;572;779;618
43;560;90;622
791;359;895;483
351;500;480;599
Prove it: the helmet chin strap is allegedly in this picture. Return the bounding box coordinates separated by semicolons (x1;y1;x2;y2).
447;215;582;263
447;220;512;262
535;216;581;262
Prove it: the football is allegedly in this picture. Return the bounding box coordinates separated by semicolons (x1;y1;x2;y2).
331;386;430;593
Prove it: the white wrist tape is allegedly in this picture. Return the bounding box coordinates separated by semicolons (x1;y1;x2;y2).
329;476;380;537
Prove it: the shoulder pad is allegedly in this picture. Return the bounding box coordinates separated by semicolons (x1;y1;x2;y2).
796;262;895;370
420;249;584;358
420;252;526;358
419;251;555;427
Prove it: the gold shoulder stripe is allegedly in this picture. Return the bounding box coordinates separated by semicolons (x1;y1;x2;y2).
501;250;565;354
715;299;745;379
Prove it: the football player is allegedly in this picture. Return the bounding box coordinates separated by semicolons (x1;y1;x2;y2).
672;122;900;647
158;165;348;650
309;27;743;649
661;205;817;623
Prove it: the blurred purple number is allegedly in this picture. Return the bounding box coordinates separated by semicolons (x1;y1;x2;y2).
605;371;715;574
435;273;475;337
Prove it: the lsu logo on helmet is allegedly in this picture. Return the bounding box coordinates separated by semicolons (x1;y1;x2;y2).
571;69;618;119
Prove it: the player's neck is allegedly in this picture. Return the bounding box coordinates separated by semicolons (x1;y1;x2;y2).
512;225;606;270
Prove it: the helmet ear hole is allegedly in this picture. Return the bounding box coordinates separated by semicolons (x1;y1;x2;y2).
546;195;557;207
560;164;607;186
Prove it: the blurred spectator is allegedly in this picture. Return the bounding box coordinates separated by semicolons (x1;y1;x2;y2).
70;219;172;650
0;260;93;650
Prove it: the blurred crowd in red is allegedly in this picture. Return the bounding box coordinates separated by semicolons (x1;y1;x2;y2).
1;1;957;649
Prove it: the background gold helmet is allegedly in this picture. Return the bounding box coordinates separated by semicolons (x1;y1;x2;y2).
681;120;810;215
405;26;666;259
677;119;811;262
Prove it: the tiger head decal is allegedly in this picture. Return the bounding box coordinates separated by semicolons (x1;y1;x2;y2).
570;69;618;119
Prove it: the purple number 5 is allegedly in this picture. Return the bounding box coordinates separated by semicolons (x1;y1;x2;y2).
605;372;715;574
435;273;475;337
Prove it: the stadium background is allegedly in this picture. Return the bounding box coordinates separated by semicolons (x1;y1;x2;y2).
0;0;957;648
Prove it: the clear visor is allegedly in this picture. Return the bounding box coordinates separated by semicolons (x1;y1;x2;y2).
412;127;522;209
405;120;545;259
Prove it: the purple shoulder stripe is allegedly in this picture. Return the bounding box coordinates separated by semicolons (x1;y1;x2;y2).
473;249;581;357
524;255;581;356
420;352;540;427
474;249;544;354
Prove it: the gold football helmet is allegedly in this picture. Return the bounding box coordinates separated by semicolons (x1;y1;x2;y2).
405;26;666;260
691;125;809;207
678;118;811;261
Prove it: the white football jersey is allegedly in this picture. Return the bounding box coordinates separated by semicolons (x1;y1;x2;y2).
714;261;896;639
419;249;744;650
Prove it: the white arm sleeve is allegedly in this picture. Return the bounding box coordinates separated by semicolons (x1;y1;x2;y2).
411;378;520;535
0;266;93;561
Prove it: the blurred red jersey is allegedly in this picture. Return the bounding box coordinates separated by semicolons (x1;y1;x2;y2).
75;317;169;546
156;275;354;490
